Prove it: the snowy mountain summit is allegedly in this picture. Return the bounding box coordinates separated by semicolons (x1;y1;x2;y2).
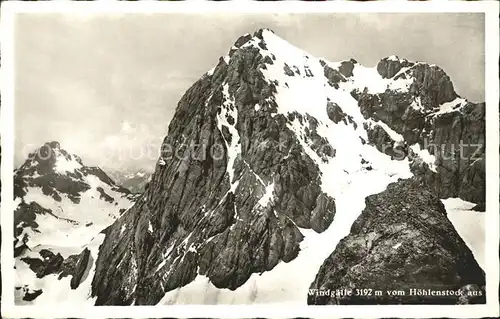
16;29;485;306
106;168;152;194
14;141;137;303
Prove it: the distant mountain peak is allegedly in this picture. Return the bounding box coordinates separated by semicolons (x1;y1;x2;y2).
253;27;275;38
14;141;136;204
14;141;139;302
17;141;85;177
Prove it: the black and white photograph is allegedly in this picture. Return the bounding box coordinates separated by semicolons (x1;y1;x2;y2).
1;2;499;318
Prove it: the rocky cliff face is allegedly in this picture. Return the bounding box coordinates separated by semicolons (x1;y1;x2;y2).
307;178;485;305
13;142;136;303
91;29;336;305
89;29;485;305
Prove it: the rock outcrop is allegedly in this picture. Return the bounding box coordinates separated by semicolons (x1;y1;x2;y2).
21;249;65;278
14;141;133;202
308;178;485;305
356;59;485;207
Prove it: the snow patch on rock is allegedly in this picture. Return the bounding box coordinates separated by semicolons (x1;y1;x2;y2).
410;144;438;173
433;97;468;115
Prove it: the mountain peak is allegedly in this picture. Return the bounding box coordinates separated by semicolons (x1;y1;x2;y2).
89;29;485;305
45;141;61;150
14;141;131;200
14;143;138;299
385;55;403;62
231;28;278;50
253;27;275;39
15;140;136;209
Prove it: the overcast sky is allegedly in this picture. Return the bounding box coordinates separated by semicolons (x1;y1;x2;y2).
14;13;484;172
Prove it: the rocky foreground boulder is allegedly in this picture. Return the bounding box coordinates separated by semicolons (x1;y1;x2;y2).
308;178;485;305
